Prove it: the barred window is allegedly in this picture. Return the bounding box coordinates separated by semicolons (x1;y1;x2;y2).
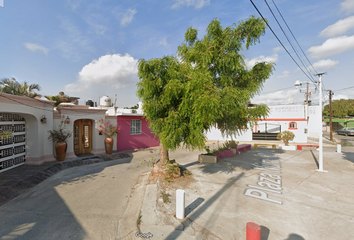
130;119;141;135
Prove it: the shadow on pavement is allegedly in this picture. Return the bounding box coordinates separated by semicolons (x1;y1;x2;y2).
284;233;305;240
164;173;245;240
260;225;270;240
310;150;319;168
185;197;204;217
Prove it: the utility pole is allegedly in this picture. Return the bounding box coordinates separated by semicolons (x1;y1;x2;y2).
305;82;310;105
325;89;333;141
316;73;327;173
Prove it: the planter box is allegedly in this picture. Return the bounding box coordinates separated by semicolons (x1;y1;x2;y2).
279;145;296;151
231;148;238;155
222;149;233;157
198;154;218;163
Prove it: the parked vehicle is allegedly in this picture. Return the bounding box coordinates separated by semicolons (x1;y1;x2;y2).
335;128;354;136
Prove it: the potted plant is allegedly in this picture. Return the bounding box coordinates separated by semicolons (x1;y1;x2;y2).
226;140;239;155
277;130;296;150
98;121;120;155
198;146;218;163
48;115;72;161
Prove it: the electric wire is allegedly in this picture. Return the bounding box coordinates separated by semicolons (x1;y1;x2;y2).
249;0;316;83
264;0;317;83
271;0;318;75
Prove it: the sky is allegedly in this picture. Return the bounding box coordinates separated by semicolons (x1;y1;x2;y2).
1;0;354;108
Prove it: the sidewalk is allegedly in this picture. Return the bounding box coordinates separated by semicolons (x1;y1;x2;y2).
135;146;354;239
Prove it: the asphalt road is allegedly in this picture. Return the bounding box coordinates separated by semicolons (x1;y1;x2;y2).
0;148;159;240
333;132;354;147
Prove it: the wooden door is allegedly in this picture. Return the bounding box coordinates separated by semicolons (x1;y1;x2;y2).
74;119;92;155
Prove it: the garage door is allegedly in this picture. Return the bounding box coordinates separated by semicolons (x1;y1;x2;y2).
0;113;26;173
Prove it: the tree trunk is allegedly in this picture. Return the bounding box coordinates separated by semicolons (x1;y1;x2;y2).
158;142;169;167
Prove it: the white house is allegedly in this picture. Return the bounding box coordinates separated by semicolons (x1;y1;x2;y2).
206;104;321;143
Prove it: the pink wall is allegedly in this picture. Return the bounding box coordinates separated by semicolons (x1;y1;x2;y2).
117;116;160;151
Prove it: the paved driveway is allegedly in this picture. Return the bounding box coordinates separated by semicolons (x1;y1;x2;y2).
0;148;158;240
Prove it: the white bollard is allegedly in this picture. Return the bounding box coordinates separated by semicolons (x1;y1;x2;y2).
176;189;185;219
337;144;341;153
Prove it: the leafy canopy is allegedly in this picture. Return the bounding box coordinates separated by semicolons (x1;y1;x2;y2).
323;99;354;118
137;16;275;152
0;78;41;98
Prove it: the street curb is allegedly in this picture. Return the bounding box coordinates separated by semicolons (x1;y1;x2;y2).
117;172;150;240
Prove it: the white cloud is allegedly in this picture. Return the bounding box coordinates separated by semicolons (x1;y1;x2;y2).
333;93;349;100
121;9;137;27
273;46;282;53
312;59;339;70
159;38;167;46
24;43;49;55
245;54;278;69
252;89;299;105
172;0;210;9
308;35;354;58
320;16;354;37
64;53;138;94
66;0;83;10
278;70;290;78
341;0;354;14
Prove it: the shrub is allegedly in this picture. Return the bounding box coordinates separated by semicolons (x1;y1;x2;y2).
277;131;295;146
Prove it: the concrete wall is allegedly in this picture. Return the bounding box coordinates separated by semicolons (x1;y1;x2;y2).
117;116;159;151
206;125;252;142
0;93;56;165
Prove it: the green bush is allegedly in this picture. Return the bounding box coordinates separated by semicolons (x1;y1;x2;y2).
277;131;295;146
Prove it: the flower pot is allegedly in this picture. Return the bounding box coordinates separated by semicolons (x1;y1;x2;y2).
231;148;238;155
105;137;114;155
55;141;67;162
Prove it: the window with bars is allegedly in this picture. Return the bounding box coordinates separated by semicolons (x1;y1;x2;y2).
289;122;297;129
130;119;141;135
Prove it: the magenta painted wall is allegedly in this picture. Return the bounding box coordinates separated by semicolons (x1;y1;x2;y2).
117;116;160;151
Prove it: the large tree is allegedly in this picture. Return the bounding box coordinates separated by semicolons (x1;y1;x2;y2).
137;16;275;165
323;99;354;118
0;78;41;98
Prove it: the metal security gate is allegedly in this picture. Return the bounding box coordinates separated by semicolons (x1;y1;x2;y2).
253;122;281;141
0;113;26;173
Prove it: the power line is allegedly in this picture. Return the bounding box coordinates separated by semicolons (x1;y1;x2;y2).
333;86;354;92
261;86;294;94
249;0;316;83
271;0;318;75
264;0;316;83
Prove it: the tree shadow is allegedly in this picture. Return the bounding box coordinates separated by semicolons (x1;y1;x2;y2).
196;148;284;175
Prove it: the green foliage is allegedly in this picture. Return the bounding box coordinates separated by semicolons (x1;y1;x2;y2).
47;115;72;142
137;214;142;225
141;156;157;167
161;191;171;203
225;140;239;148
131;104;140;109
323;99;354;118
0;78;41;98
137;16;274;153
277;131;295;146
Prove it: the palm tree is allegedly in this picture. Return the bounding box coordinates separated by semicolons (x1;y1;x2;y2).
0;78;41;98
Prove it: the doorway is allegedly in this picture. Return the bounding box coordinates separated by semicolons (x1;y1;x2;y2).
74;119;92;155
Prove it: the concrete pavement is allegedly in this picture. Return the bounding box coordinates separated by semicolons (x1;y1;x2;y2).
137;145;354;240
0;148;160;240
